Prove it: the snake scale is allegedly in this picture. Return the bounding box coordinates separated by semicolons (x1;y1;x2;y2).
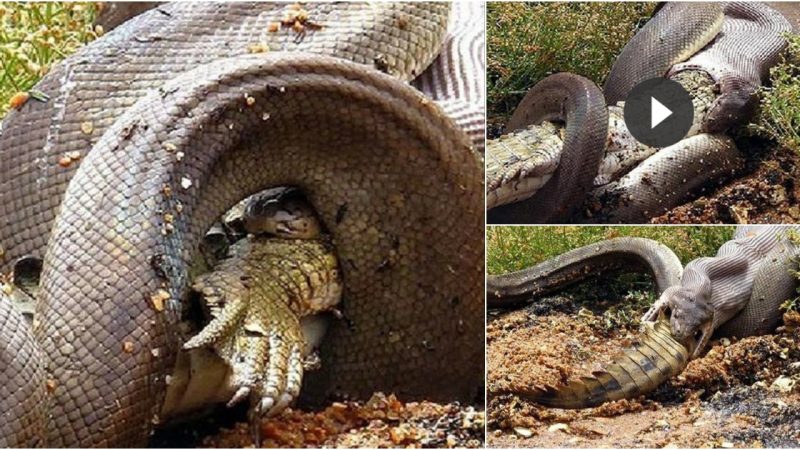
488;226;800;407
487;2;792;224
0;3;484;446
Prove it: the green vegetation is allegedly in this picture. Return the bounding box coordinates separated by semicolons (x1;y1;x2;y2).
487;226;734;275
751;33;800;155
487;2;656;120
0;2;98;117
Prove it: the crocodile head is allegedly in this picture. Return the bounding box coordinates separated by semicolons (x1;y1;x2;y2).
661;285;714;359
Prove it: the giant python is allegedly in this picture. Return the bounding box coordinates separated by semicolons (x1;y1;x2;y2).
488;226;799;407
487;2;794;224
0;3;485;446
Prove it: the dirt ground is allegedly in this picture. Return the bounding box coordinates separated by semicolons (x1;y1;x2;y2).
487;293;800;448
150;394;484;448
652;139;800;224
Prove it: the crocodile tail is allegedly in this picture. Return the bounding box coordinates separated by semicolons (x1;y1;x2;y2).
514;314;689;409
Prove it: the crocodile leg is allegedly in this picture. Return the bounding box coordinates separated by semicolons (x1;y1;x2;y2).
180;237;341;424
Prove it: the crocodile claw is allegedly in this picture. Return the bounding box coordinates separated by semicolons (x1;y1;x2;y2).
187;261;308;420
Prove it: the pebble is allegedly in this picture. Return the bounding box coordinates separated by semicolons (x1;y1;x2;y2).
513;427;533;437
80;121;93;135
547;423;569;433
770;376;795;393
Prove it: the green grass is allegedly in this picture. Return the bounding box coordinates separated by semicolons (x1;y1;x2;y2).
487;226;734;275
487;226;735;330
487;2;657;120
0;2;98;117
751;33;800;155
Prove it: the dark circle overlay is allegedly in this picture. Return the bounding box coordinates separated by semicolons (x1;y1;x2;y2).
623;77;694;148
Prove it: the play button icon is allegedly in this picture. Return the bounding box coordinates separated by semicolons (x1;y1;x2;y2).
623;77;693;148
651;97;672;128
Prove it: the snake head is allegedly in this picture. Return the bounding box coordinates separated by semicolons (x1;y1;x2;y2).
660;286;714;359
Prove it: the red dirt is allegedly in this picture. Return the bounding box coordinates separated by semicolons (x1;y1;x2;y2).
487;307;800;448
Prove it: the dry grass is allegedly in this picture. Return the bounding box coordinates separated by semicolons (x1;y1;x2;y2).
751;33;800;156
487;2;657;121
0;2;98;117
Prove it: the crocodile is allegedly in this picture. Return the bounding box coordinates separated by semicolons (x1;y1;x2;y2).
489;226;800;408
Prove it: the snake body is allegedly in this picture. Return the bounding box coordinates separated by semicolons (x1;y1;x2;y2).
489;226;799;408
487;2;792;224
487;237;683;308
487;74;608;223
0;3;484;446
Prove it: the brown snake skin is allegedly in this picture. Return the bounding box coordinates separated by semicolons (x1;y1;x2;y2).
486;74;608;223
0;3;484;447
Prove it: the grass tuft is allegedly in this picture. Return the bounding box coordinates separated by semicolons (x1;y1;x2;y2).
750;33;800;155
487;2;656;121
487;226;734;275
0;2;98;117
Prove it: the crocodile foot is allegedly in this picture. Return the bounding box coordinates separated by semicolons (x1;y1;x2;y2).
184;269;307;421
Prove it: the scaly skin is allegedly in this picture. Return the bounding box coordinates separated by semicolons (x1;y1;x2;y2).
486;2;791;222
0;3;484;446
486;71;737;214
490;226;800;409
500;315;689;409
179;237;341;422
487;237;689;408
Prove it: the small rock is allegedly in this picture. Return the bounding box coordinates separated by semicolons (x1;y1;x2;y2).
548;423;569;433
771;376;795;393
80;121;94;135
513;427;533;437
729;205;749;224
150;289;169;311
721;441;734;448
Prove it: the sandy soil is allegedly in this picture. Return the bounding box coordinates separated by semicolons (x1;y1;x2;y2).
151;394;484;448
487;295;800;448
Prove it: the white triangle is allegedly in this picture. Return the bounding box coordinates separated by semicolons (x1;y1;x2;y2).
651;97;672;128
